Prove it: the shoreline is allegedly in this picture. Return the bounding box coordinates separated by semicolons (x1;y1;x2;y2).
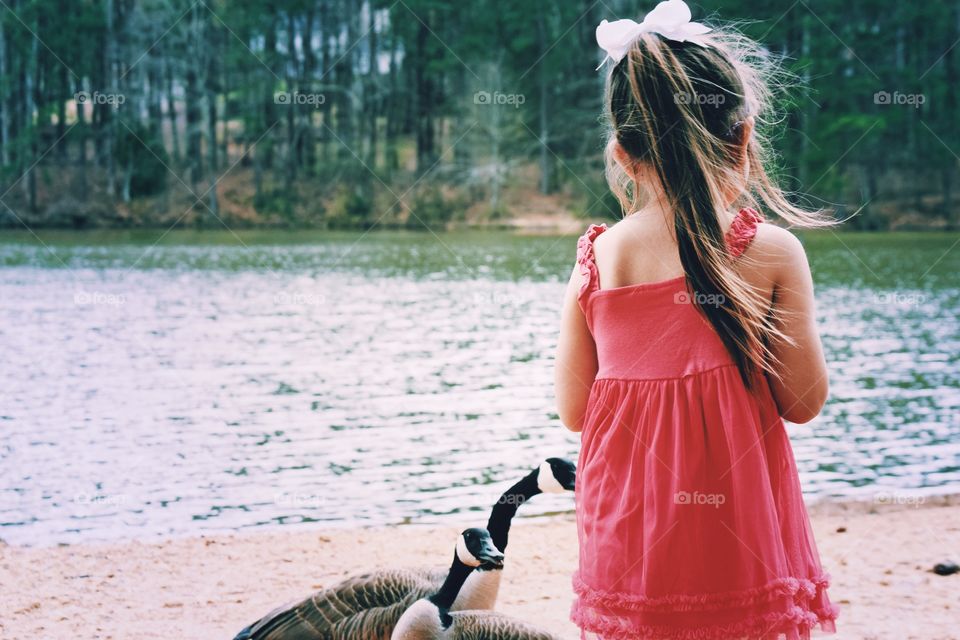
2;496;958;639
5;491;958;551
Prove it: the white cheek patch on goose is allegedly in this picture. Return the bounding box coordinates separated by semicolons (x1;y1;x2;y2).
537;461;565;494
456;535;481;567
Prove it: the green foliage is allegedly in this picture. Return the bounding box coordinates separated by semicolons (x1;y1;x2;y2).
114;125;169;198
2;0;959;229
405;185;455;230
327;186;374;229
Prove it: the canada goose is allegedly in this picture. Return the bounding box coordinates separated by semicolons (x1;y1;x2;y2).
390;528;560;640
234;528;504;640
459;457;575;610
233;458;575;640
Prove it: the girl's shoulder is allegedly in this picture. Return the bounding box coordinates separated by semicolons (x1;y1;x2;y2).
744;221;811;284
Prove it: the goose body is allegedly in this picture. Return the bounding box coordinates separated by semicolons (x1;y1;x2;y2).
233;458;576;640
234;569;443;640
390;529;561;640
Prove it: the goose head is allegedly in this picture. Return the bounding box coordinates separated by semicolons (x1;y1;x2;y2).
537;457;576;494
455;527;504;569
392;528;503;638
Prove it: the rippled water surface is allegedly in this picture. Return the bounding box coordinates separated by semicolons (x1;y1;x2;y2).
1;229;958;545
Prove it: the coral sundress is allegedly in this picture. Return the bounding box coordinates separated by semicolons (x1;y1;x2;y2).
571;208;838;640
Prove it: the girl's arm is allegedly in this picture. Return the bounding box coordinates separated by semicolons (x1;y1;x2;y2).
555;265;599;432
765;230;829;423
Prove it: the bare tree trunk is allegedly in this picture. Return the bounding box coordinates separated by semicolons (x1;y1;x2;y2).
413;14;435;173
103;0;116;197
302;7;316;175
206;86;219;216
366;1;378;168
285;11;297;194
536;13;550;194
24;36;38;211
184;5;203;190
944;4;959;226
0;14;8;168
385;30;400;171
75;76;88;202
318;0;331;165
206;20;220;174
58;67;68;161
336;0;357;162
165;60;181;164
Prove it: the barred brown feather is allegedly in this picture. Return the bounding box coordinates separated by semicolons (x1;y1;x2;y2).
445;609;562;640
235;568;447;640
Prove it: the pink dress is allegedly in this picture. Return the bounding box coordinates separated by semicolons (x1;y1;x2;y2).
571;208;838;640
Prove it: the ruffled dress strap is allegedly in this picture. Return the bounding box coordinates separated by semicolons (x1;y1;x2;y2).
576;223;608;311
727;207;764;258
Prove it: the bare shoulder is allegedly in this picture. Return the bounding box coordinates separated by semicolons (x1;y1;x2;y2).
743;222;810;283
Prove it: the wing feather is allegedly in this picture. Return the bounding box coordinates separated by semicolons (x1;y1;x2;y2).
449;610;561;640
236;569;444;639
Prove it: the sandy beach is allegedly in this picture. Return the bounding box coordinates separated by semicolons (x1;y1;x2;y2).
2;496;958;640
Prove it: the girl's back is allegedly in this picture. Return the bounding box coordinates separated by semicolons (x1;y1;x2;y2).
584;207;769;380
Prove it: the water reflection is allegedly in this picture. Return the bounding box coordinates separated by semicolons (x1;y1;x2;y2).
0;231;957;545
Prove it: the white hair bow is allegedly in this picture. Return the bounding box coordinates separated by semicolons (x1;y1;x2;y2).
596;0;711;69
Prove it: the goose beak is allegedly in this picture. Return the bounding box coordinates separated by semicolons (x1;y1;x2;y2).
476;539;505;569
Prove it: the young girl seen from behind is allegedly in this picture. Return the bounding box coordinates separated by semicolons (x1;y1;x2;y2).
556;2;839;638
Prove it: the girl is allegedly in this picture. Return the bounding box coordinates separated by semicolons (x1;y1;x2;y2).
555;2;839;639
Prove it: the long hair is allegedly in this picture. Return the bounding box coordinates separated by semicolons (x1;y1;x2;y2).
603;27;832;389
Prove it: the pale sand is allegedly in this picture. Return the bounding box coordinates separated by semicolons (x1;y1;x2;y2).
2;497;958;640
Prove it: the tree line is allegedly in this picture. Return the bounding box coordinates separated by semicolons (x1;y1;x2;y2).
0;0;957;230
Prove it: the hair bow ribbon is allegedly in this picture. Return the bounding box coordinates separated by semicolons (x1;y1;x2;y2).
596;0;711;69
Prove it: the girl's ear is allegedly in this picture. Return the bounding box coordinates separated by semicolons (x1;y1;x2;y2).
736;116;755;177
739;116;755;152
609;138;636;175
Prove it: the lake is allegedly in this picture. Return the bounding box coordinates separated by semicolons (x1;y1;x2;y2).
1;229;958;546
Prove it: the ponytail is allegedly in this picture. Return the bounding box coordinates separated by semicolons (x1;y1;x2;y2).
604;29;832;388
